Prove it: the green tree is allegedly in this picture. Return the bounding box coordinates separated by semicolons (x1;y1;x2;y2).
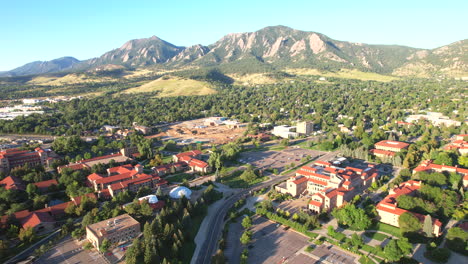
241;216;252;229
99;238;110;252
126;238;143;264
240;165;258;183
384;238;412;262
18;227;35;243
459;155;468;168
26;183;38;197
240;231;252;245
399;212;422;234
446;227;468;254
331;204;371;230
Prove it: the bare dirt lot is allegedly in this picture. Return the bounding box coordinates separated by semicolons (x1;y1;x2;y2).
239;147;327;172
248;216;310;264
147;118;247;144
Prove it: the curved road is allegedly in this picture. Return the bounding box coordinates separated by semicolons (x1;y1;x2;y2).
194;174;290;264
194;150;339;264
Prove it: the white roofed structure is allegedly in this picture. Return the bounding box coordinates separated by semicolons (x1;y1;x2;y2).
169;186;192;199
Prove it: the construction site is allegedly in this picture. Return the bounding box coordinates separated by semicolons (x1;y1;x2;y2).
148;117;248;145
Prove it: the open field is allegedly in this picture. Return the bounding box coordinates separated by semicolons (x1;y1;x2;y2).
286;68;399;82
248;216;310;264
228;73;283;85
147;118;246;145
122;76;216;97
28;73;116;86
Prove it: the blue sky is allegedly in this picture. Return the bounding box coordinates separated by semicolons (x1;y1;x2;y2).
1;0;467;71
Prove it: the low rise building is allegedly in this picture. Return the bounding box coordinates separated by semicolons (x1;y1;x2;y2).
88;164;167;198
33;179;58;193
376;180;442;236
272;125;298;139
173;150;210;173
86;214;141;249
444;135;468;155
414;159;468;189
58;148;135;173
0;175;26;190
405;112;462;127
0;147;52;173
370;140;409;158
1;193;96;233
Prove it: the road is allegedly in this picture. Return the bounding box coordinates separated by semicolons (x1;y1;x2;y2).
194;150;340;264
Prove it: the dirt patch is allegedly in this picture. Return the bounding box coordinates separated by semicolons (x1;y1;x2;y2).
147;118;247;145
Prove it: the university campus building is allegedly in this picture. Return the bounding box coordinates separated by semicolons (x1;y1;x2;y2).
376;180;442;236
276;160;378;213
86;214;141;249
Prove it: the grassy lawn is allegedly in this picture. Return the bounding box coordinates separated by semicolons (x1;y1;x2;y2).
361;244;386;259
166;173;195;183
268;145;286;151
220;171;269;188
369;222;401;237
359;256;377;264
364;232;389;241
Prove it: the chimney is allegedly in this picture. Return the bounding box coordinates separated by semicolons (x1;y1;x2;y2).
135;164;143;174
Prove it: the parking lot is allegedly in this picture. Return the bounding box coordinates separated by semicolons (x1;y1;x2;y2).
239;147;326;172
35;237;109;264
248;216;310;264
311;243;357;264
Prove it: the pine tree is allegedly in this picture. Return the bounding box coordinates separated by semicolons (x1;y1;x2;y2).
156;186;163;196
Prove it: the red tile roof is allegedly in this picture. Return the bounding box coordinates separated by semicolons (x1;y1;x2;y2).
21;212;55;228
175;150;202;158
291;176;308;185
33;179;58;190
375;140;409;150
107;164;133;174
309;200;323;207
0;176;25;190
308;178;328;186
109;174;153;191
94;171;137;185
314;160;331;167
87;173;104;182
189;158;209;168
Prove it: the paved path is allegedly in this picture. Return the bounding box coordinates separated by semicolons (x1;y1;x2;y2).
190;183;239;264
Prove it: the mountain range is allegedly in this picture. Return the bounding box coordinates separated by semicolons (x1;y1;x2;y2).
1;26;466;78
